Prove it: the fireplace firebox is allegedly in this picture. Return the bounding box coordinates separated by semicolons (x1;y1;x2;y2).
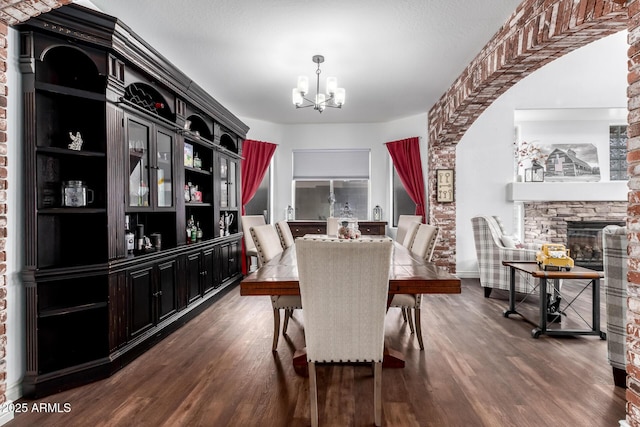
566;221;624;271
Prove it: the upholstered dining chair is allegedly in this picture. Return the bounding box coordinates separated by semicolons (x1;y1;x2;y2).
327;217;339;237
389;223;439;350
241;215;266;272
275;220;295;249
401;221;421;249
396;214;422;244
296;237;392;427
250;224;302;351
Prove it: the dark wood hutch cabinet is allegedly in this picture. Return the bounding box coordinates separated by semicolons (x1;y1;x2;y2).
18;4;247;397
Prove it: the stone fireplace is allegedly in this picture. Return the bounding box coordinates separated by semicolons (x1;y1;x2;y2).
523;201;627;270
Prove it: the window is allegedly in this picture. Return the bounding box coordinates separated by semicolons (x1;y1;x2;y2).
392;167;415;227
609;125;628;181
244;165;270;222
292;149;370;220
294;179;368;220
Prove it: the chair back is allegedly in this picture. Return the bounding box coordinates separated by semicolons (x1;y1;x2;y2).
410;224;439;261
402;221;421;249
275;220;295;249
602;225;628;371
327;217;339;237
241;215;266;253
296;237;392;363
396;214;422;244
250;224;283;265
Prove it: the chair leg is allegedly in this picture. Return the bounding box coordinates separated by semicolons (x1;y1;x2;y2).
374;361;382;427
309;361;319;427
484;287;492;298
283;309;291;334
414;308;424;350
407;307;415;334
613;366;627;388
272;308;280;352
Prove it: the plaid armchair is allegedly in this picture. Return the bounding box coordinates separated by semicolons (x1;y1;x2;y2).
602;225;627;388
471;215;540;298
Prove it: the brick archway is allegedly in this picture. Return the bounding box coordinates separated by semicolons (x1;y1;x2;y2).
426;0;627;274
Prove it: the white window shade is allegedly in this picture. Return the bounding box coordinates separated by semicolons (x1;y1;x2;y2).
293;149;370;180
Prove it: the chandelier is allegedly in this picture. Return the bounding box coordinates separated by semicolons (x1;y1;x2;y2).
292;55;346;113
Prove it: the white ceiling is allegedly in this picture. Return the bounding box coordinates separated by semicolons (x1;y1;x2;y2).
80;0;523;125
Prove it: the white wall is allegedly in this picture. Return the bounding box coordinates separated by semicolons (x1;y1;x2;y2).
241;113;429;227
456;30;628;277
6;27;24;409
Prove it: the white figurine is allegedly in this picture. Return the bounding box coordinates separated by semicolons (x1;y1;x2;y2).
68;132;83;151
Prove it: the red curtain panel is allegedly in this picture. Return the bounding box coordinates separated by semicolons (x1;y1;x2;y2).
385;137;426;221
240;139;277;274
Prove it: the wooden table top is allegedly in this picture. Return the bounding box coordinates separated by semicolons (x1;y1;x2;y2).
501;260;604;279
240;239;461;296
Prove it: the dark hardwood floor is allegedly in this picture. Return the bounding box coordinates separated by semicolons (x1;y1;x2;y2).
6;278;626;426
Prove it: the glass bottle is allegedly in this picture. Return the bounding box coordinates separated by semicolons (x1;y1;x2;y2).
191;223;198;243
373;205;383;221
196;221;203;241
187;215;195;243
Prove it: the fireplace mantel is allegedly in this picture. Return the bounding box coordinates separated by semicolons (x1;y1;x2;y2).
506;181;627;202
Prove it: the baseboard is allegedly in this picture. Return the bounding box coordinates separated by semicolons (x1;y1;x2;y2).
0;399;14;426
455;270;479;279
6;379;22;403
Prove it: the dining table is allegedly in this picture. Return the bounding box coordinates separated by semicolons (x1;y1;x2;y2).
240;236;461;375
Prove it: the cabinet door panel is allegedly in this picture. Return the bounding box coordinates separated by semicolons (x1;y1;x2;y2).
202;247;217;293
128;266;154;338
228;241;240;277
157;259;177;321
186;251;201;303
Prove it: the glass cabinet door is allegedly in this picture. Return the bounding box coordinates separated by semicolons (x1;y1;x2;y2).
228;161;236;208
128;120;150;207
156;129;173;208
220;156;237;209
220;157;228;208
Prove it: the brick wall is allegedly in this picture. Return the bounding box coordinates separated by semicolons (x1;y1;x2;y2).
626;2;640;425
0;0;70;413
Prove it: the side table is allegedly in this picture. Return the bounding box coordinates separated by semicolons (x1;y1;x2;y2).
501;261;606;339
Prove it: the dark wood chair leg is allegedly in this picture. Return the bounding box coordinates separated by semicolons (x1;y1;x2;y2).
484;287;492;298
613;366;627;388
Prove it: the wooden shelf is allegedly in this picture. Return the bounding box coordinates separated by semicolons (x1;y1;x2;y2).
185;166;212;176
37;146;105;157
40;301;108;318
35;81;106;101
38;208;106;214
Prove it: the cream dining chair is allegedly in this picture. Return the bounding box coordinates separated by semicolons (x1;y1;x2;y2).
296;237;392;427
389;223;440;350
402;221;421;249
250;224;302;351
327;217;339;237
241;215;266;272
396;214;422;244
275;220;295;249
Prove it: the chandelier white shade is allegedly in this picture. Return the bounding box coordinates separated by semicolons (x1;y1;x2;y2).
292;55;345;112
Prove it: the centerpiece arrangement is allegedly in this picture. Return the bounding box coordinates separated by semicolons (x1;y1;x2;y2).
338;220;361;239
